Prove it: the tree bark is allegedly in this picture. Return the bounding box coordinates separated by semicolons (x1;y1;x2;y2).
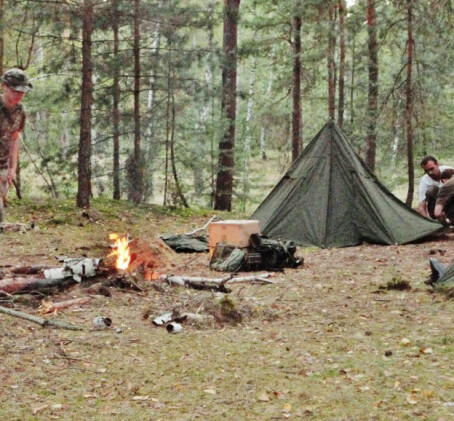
242;58;256;211
76;0;94;208
337;0;346;128
131;0;143;204
292;13;302;162
0;0;3;75
214;0;241;211
112;0;121;200
366;0;378;171
405;0;415;207
327;3;336;120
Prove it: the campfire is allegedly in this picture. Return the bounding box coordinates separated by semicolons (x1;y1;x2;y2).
109;233;131;270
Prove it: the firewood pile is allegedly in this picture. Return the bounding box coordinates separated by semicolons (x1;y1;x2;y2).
0;234;276;331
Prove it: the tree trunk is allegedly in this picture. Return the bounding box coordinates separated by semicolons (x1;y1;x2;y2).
169;85;189;208
365;0;378;171
337;0;346;128
259;46;275;161
131;0;143;204
0;0;3;75
350;35;356;125
76;0;93;208
163;37;171;206
112;0;120;200
214;0;241;211
143;1;162;202
327;3;336;120
242;58;256;211
292;13;302;162
405;0;415;207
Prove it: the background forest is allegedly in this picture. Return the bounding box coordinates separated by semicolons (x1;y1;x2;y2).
2;0;454;213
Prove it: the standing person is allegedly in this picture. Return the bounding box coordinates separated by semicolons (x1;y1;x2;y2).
417;156;453;219
0;68;33;222
434;168;454;224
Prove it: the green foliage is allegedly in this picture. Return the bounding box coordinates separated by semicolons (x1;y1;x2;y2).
1;0;453;210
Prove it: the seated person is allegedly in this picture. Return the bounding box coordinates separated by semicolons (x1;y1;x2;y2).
434;169;454;224
418;156;453;219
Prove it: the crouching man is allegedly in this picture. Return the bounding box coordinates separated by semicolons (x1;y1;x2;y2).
434;169;454;225
0;68;33;222
418;156;454;219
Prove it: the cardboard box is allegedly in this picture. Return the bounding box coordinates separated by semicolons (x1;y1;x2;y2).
208;220;260;254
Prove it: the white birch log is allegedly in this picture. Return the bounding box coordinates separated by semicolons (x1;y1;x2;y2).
162;273;274;291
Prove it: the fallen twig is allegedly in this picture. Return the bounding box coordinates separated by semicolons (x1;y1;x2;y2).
184;215;218;236
0;306;84;331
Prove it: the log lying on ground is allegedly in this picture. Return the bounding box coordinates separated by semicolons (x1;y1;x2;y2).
162;273;274;292
0;276;76;294
0;306;84;331
39;297;93;314
10;265;53;275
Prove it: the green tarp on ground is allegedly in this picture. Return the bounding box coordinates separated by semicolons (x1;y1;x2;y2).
435;260;454;288
252;120;443;248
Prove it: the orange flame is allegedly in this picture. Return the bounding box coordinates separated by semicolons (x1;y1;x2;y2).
109;233;131;270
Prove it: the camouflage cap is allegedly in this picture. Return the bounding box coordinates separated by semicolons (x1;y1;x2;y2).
2;68;33;92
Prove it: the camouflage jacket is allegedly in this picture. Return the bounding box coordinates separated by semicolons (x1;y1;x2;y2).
0;97;26;171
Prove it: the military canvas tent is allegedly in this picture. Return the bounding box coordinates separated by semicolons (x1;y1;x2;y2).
252;120;442;248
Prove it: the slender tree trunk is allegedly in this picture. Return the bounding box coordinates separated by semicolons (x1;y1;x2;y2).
0;0;3;75
366;0;378;171
405;0;415;206
143;2;162;202
242;58;256;211
163;38;171;206
76;0;93;208
131;0;143;204
327;3;336;120
214;0;241;211
112;0;120;200
169;86;189;208
259;47;275;161
350;35;356;125
337;0;346;128
292;13;302;162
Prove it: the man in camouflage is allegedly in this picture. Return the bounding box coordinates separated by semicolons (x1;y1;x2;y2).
0;68;33;222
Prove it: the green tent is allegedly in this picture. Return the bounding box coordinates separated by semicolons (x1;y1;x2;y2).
252;120;443;248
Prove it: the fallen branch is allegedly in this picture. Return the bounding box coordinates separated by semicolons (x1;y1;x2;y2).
162;273;274;292
0;306;84;331
0;276;76;294
39;297;93;314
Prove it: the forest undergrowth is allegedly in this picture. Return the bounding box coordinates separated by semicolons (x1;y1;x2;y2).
1;198;454;420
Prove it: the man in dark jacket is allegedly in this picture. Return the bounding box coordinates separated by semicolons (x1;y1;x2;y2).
434;168;454;224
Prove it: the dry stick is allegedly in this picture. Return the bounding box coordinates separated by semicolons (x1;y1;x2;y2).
0;306;84;331
184;215;218;236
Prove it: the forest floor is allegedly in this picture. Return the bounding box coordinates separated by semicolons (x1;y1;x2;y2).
1;198;454;421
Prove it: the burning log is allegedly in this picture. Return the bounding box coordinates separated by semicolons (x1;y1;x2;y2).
0;306;84;331
162;273;274;292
